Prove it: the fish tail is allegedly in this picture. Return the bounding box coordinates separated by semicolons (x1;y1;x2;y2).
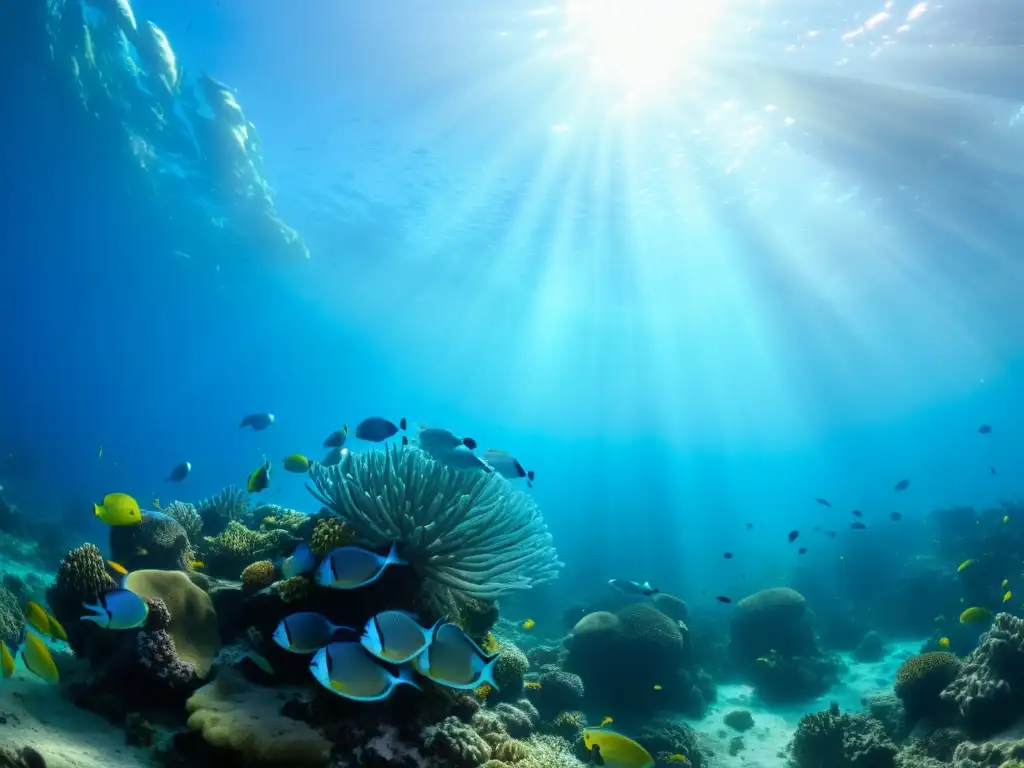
385;541;407;568
527;470;535;482
396;665;421;691
79;614;105;627
399;418;407;431
480;656;501;692
93;503;102;518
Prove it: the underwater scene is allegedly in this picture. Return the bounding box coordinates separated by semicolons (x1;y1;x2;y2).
1;0;1023;766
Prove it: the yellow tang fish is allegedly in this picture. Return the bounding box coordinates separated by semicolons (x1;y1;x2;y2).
190;560;205;571
937;637;950;649
45;611;67;642
1004;591;1013;603
282;454;311;473
94;493;142;526
599;716;614;728
106;560;129;576
22;631;58;684
247;459;271;493
521;618;536;630
1003;579;1010;589
97;445;103;459
1;640;15;680
1005;515;1010;524
24;601;51;636
957;559;977;573
960;606;993;625
583;728;655;768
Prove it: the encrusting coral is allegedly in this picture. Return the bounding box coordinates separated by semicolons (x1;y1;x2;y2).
940;612;1024;737
185;668;331;767
308;517;353;558
241;560;277;589
307;444;562;599
894;651;960;727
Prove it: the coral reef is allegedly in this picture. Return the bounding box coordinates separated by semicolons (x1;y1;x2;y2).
724;709;755;732
749;648;844;704
163;501;203;543
185;668;331;767
0;583;25;648
202;521;292;580
652;592;689;622
136;597;200;691
493;641;529;697
940;612;1024;738
789;703;897;768
308;518;353;558
109;512;192;572
255;505;315;539
636;719;711;768
195;485;251;536
730;587;815;661
530;666;585;718
45;542;117;655
894;652;960;727
307;445;562;599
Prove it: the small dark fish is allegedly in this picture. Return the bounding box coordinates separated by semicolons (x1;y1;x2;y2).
852;510;863;518
991;467;997;476
356;417;406;442
815;498;832;508
851;522;867;530
716;596;732;603
813;525;822;532
788;530;800;543
745;522;753;529
798;547;808;554
723;552;733;559
827;531;837;538
186;20;193;33
166;461;191;482
889;511;902;521
979;424;992;434
894;479;910;491
323;425;349;448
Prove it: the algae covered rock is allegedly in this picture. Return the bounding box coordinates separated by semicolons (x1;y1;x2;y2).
730;587;815;661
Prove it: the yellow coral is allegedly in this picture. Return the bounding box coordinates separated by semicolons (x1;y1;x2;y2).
309;518;353;558
481;632;500;655
524;681;542;690
493;739;530;762
187;668;331;767
276;576;312;604
241;560;276;589
475;682;494;701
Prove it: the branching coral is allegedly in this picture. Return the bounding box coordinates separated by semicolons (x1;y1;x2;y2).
196;485;251;535
307;445;562;599
163;500;203;542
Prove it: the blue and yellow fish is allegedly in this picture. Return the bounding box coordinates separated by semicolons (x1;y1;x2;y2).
309;641;420;701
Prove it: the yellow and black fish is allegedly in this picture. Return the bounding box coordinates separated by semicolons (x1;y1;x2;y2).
247;459;272;493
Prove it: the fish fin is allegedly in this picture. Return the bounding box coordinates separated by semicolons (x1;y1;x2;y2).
79;614;106;626
480;656;501;691
396;665;421;691
93;503;102;518
401;435;409;447
328;624;358;639
527;471;535;482
399;418;407;431
385;541;407;567
463;437;477;450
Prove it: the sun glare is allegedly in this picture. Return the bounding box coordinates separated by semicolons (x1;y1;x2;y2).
565;0;725;100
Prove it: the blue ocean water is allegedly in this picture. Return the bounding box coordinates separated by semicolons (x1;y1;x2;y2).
1;0;1023;646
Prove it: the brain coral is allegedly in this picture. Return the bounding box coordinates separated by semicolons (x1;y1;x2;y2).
307;445;562;599
894;652;960;725
124;569;220;677
186;668;331;767
730;587;816;661
940;612;1024;737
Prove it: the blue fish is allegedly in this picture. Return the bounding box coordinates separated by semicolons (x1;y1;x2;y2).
81;589;149;630
413;622;500;690
273;612;354;654
316;542;407;590
355;417;406;442
281;542;317;579
361;611;439;664
309;641;420;701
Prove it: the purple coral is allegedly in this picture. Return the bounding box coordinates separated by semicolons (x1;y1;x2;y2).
135;599;198;691
940;612;1024;737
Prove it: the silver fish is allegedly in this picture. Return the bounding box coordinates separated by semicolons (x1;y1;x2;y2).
361;611;439;664
316;542;407;590
413;623;500;690
310;642;420;701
